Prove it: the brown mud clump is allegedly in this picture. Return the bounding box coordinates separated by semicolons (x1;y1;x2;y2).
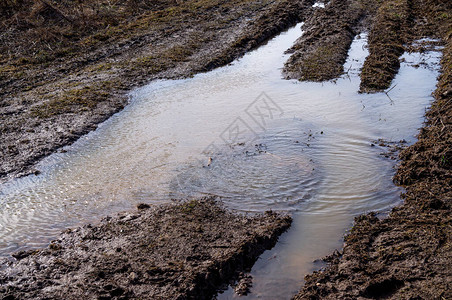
0;198;291;299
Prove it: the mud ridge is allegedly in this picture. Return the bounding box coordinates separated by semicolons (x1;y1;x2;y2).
359;0;412;92
0;198;292;299
199;0;316;72
283;0;365;81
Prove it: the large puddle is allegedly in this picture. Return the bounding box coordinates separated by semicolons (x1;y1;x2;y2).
0;23;442;298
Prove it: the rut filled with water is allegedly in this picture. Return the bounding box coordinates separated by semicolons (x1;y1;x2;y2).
0;23;442;298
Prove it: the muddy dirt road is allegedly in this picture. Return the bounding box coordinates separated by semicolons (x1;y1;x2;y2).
0;0;451;299
0;0;315;181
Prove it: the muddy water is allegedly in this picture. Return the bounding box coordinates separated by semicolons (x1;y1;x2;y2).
0;23;441;298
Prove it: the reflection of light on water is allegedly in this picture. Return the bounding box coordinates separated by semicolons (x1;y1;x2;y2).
312;2;325;8
0;23;442;299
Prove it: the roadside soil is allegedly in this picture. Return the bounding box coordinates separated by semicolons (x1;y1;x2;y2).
293;0;452;299
0;0;315;182
0;198;292;299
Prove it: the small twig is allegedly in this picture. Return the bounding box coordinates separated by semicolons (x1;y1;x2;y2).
440;119;446;132
385;92;394;104
343;64;353;82
385;83;397;104
385;83;398;94
346;64;352;74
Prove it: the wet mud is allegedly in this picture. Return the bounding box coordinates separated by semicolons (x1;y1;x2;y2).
0;198;291;299
293;0;452;298
283;0;364;81
359;0;412;92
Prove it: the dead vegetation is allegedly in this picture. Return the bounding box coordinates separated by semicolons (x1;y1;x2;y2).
0;0;179;60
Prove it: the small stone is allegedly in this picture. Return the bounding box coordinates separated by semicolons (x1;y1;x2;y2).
128;272;138;283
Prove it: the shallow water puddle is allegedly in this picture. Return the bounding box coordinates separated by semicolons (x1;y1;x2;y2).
0;23;441;298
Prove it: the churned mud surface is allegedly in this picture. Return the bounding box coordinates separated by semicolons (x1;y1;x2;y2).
283;0;364;81
0;0;315;182
293;0;452;299
0;198;291;299
359;0;411;92
283;0;448;92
